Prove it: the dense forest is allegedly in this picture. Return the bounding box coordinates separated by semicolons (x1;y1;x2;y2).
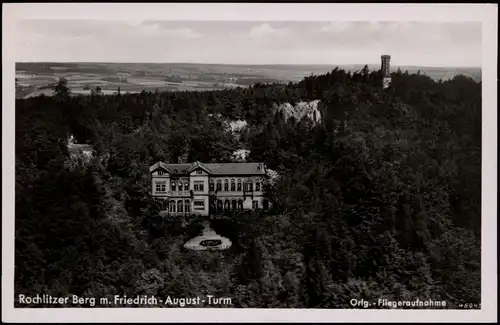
15;67;481;308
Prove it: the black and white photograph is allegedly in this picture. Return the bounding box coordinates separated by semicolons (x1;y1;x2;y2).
2;3;497;323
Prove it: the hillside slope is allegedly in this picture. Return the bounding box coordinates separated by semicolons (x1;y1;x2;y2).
15;67;481;308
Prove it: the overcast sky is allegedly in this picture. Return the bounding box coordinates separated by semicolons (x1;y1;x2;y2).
15;20;482;67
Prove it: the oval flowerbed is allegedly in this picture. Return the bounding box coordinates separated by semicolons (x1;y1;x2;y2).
200;239;223;247
183;222;232;251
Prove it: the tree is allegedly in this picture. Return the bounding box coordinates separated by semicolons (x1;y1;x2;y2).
53;77;70;97
91;86;102;96
237;239;263;285
362;64;370;78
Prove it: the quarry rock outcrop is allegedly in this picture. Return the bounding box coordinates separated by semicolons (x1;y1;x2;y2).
274;100;322;125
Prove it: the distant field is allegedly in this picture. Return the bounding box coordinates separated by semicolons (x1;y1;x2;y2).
15;62;481;98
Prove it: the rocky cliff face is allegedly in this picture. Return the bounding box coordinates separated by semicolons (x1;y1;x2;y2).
232;149;251;162
265;168;279;185
221;119;248;141
65;135;99;168
228;119;248;133
274;100;322;125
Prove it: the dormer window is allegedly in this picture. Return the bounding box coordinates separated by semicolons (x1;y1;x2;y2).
157;170;164;176
196;170;203;175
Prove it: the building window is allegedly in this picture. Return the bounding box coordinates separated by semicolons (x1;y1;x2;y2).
177;200;183;213
237;180;242;191
224;179;229;191
244;182;253;191
194;200;205;210
194;181;204;192
196;170;203;175
157;170;164;176
224;200;230;210
171;182;176;191
232;200;237;210
238;200;243;210
178;183;183;191
231;179;236;191
185;182;189;191
217;200;223;211
185;200;191;213
169;200;176;213
252;200;259;209
209;180;215;192
216;180;222;191
155;181;166;192
256;182;261;191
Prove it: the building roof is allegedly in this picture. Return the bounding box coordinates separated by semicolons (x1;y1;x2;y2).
204;163;265;175
150;161;266;176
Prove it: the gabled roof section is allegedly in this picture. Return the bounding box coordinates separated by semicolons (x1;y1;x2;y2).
187;161;212;174
162;164;192;175
150;161;193;175
149;161;171;174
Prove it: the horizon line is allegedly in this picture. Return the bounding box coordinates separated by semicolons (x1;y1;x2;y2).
15;61;482;69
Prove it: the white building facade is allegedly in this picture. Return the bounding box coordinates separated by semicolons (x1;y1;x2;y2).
150;161;270;216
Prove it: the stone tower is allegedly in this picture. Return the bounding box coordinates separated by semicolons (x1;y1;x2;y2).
381;54;391;89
